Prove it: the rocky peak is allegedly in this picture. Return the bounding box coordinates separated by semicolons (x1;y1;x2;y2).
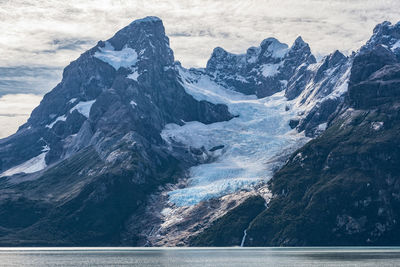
286;36;316;66
259;37;288;60
205;36;316;97
206;47;242;73
362;20;400;59
102;16;174;67
314;50;347;82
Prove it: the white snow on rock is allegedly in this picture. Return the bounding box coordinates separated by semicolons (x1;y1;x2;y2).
46;114;67;128
318;122;327;131
94;42;138;70
70;100;96;118
0;152;48;177
45;100;95;128
371;121;384;131
130;100;137;107
262;38;288;58
161;68;309;206
392;40;400;51
68;98;78;104
260;63;282;78
127;68;140;81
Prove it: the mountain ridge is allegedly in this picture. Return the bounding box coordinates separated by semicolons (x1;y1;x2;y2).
0;17;399;246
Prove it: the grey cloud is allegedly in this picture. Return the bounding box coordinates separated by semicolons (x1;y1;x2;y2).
0;66;62;96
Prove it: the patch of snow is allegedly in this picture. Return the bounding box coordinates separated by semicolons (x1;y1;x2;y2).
68;98;78;104
0;152;48;177
280;80;288;87
46;114;67;129
371;121;384;131
161;68;308;206
266;41;288;58
325;66;338;76
94;42;138;70
392;40;400;51
235;75;249;83
130;100;137;107
260;63;282;78
127;69;140;81
70;100;96;118
41;145;50;152
318;122;327;131
161;208;173;217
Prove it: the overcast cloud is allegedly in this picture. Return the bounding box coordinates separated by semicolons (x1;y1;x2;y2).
1;0;400;138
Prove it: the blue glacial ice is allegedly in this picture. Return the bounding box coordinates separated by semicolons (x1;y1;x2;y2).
161;68;309;206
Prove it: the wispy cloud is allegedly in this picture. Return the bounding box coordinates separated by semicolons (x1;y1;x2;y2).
0;66;62;96
1;0;400;70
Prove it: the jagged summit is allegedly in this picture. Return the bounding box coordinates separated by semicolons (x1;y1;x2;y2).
362;20;400;57
205;35;316;97
1;17;400;247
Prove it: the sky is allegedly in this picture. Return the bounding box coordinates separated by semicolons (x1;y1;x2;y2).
1;0;400;138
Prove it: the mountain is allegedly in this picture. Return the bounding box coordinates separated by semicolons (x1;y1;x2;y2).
0;17;232;245
0;17;399;246
193;21;400;246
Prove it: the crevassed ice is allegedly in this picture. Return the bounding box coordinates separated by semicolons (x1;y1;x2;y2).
161;68;309;206
94;42;138;70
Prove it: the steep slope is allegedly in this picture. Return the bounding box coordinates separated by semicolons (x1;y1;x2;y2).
206;37;316;97
243;23;400;246
129;34;354;247
0;16;398;247
0;17;232;245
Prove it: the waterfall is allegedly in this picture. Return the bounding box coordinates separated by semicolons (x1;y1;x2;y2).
240;229;247;247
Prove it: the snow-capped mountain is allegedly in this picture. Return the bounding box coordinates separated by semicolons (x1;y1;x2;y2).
0;17;399;246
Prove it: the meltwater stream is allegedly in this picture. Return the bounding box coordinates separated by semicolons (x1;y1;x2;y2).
161;69;309;206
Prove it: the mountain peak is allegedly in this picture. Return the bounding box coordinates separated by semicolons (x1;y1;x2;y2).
129;16;162;26
373;20;393;34
100;16;173;67
293;36;305;45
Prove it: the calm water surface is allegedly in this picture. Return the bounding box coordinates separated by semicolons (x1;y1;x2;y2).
0;247;400;266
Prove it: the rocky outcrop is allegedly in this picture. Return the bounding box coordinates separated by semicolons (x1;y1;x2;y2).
1;17;400;247
243;37;400;246
0;16;233;246
205;36;316;98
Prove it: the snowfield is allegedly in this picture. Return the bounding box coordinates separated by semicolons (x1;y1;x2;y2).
0;146;49;178
161;68;309;206
94;42;138;70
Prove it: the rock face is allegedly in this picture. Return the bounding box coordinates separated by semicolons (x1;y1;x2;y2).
0;17;232;245
240;30;400;246
205;37;316;97
0;17;400;246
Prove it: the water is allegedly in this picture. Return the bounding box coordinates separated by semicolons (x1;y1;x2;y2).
1;247;400;266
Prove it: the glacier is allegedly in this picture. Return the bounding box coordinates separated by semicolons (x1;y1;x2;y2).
161;68;309;206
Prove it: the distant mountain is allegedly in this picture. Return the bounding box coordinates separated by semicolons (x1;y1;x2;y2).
0;17;399;246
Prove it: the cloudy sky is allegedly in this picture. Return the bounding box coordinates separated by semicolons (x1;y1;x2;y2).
1;0;400;138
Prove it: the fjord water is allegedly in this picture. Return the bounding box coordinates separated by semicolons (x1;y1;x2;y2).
1;248;400;266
